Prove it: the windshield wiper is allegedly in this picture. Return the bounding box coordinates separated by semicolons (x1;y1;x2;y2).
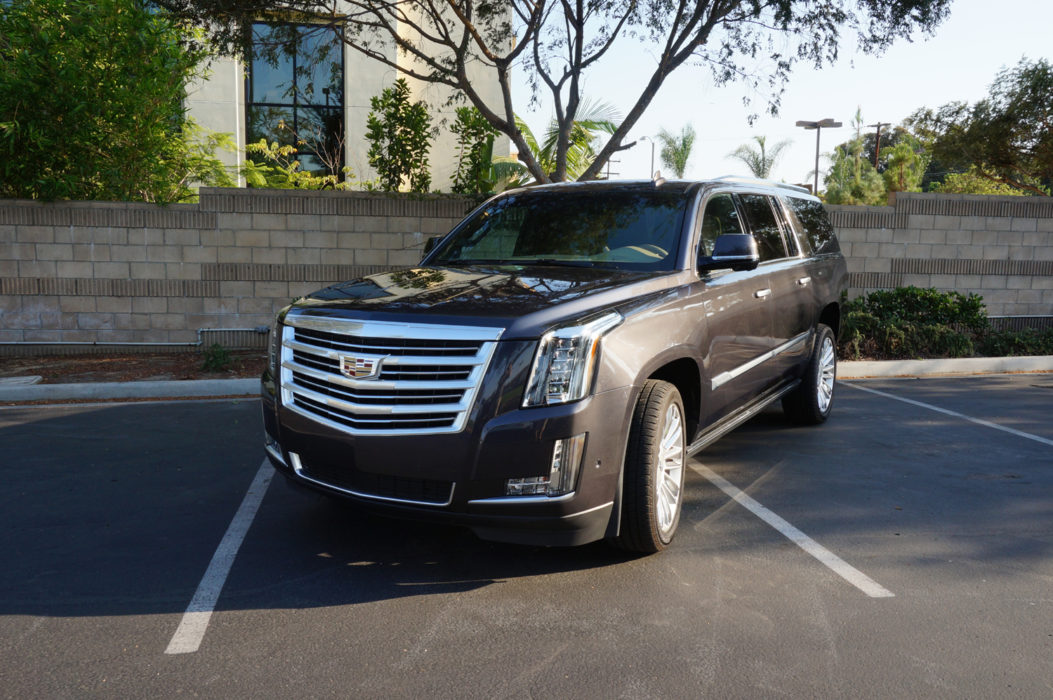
518;258;598;268
437;258;505;266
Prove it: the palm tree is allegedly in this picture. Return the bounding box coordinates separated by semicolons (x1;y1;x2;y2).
515;98;621;182
656;125;696;178
727;135;792;179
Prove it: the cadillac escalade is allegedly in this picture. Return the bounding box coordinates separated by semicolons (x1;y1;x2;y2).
261;178;847;552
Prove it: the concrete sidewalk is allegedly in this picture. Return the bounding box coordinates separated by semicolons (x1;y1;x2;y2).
0;378;258;403
1;356;1051;403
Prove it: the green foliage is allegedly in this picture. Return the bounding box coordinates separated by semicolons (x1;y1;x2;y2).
839;287;989;360
906;58;1053;195
515;98;620;181
200;343;233;372
931;166;1031;196
365;79;433;193
977;327;1053;357
823;109;887;205
727;135;790;180
154;0;952;185
243;139;352;189
824;146;886;205
882;140;927;193
656;125;696;178
450;107;500;195
0;0;232;203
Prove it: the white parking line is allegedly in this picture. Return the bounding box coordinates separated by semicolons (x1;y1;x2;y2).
690;463;895;598
841;382;1053;448
165;459;274;655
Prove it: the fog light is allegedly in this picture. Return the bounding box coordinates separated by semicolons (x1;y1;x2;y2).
505;433;587;497
506;477;549;496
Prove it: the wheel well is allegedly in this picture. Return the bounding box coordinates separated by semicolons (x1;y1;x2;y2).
819;302;841;338
648;358;701;440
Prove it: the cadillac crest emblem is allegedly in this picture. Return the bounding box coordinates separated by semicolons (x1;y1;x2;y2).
340;355;384;379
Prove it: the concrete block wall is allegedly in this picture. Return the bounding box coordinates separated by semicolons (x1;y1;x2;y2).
0;189;478;353
1;189;1050;354
829;192;1053;319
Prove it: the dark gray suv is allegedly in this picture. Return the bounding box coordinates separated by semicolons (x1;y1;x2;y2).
261;178;847;552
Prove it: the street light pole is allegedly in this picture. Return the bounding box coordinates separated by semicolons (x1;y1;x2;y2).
796;118;843;194
638;136;655;178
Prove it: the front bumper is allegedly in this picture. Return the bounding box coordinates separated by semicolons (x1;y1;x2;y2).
261;373;633;547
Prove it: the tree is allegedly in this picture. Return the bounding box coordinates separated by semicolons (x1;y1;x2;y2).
823;109;885;205
727;135;791;179
515;99;621;182
906;58;1053;195
365;79;433;193
836;125;910;172
931;167;1030;196
154;0;952;186
881;138;927;193
0;0;232;202
656;125;696;178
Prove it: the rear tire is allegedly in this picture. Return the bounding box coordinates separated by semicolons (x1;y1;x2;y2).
782;324;837;425
614;380;686;553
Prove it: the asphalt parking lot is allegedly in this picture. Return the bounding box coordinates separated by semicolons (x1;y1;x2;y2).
1;374;1051;698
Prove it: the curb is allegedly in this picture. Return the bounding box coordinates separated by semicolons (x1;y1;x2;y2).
2;356;1052;403
839;355;1053;379
0;378;258;403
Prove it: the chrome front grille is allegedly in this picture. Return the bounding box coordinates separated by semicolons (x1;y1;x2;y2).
279;314;503;436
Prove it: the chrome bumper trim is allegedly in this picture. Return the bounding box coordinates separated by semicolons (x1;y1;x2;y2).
289;452;454;508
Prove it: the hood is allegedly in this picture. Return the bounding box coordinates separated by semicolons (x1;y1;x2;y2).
289;264;678;338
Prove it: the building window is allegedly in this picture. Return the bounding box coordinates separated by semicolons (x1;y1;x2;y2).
246;22;344;177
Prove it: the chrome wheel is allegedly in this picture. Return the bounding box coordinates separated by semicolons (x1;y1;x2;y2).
782;323;837;425
655;402;685;537
816;335;836;415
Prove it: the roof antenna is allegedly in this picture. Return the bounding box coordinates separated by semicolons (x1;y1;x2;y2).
652;170;665;186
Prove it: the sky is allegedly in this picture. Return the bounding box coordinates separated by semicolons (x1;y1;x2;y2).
512;0;1051;188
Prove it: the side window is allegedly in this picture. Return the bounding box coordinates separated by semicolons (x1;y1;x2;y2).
772;199;802;257
737;194;788;262
785;196;839;255
697;193;744;258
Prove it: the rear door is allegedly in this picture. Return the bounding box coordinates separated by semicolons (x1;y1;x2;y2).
736;193;814;382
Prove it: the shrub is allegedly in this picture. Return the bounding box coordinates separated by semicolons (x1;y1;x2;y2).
839;287;987;360
365;79;432;193
450;107;499;195
201;343;233;372
0;0;232;202
977;328;1053;357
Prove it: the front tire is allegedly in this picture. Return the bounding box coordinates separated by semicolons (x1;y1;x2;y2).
783;324;837;425
614;380;686;553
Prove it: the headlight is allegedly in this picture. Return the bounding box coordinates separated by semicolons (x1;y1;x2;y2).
522;311;622;407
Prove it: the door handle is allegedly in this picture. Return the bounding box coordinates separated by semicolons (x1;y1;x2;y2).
796;276;812;287
754;288;772;299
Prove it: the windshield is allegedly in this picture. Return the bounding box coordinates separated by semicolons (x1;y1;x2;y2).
429;188;689;271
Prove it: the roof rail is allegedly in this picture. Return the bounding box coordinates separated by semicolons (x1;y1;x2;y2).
713;175;811;194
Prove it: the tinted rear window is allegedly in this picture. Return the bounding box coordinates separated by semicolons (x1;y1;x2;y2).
785;196;839;255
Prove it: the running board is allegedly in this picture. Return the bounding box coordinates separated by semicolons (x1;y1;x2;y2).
687;380;801;457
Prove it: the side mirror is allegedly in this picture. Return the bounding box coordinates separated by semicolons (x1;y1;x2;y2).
699;233;759;272
422;236;442;263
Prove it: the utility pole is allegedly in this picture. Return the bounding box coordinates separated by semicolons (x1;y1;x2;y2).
868;122;891;169
796;119;842;194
